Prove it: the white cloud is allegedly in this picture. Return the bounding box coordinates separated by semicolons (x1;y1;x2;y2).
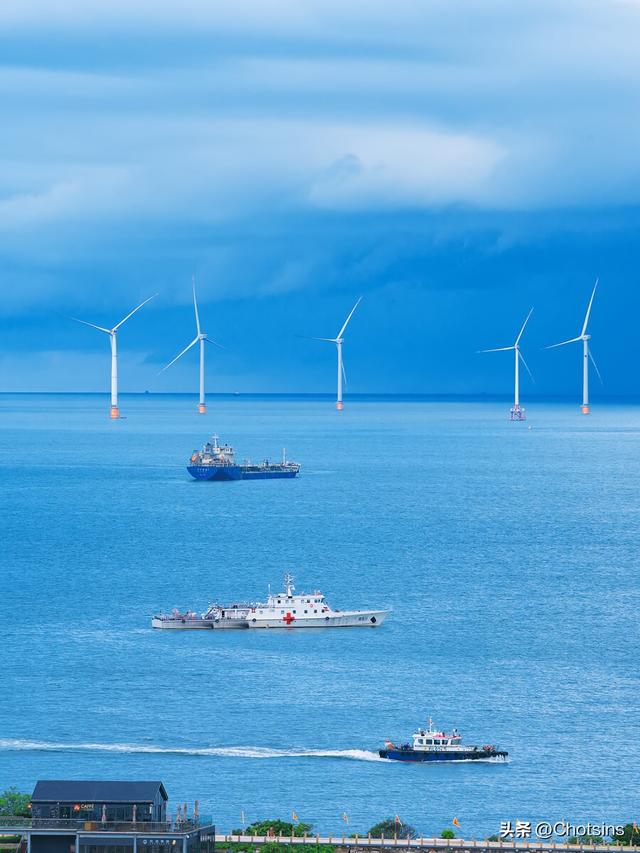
306;125;505;210
0;0;639;317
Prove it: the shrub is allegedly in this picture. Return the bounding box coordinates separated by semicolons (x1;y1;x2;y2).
367;819;417;840
0;790;30;818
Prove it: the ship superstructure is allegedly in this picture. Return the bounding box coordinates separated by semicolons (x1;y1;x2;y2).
246;573;388;628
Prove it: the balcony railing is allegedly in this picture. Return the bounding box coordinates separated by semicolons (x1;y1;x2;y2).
0;817;213;834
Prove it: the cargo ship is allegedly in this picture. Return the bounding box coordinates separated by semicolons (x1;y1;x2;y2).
152;573;389;629
187;435;300;481
378;719;508;762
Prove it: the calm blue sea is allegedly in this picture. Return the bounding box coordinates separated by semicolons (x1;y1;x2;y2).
1;394;639;838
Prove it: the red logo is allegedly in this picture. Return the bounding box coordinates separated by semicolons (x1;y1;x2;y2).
283;612;295;625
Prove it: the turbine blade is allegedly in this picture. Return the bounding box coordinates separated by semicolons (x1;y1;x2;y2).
203;336;224;349
113;293;157;331
518;349;535;383
337;296;362;339
192;277;201;336
545;336;582;349
581;278;598;337
69;316;111;334
515;307;534;347
296;334;338;343
159;337;198;372
589;348;603;385
478;346;515;353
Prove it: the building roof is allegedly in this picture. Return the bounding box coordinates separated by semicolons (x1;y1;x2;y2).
32;781;168;803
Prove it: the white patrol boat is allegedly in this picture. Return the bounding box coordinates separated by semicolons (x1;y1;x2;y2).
246;574;388;629
151;574;389;630
379;719;508;762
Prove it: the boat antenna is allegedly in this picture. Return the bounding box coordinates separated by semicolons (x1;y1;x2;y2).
284;572;295;597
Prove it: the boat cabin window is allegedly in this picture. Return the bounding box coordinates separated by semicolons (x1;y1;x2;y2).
425;739;433;745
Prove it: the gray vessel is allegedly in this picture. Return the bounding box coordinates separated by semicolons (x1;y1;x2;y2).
151;603;251;630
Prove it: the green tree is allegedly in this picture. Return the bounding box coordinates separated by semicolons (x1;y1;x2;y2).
440;829;456;840
0;789;30;818
231;820;312;838
367;819;417;840
611;824;640;846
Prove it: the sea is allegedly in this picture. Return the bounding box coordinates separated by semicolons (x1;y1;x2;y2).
1;393;639;839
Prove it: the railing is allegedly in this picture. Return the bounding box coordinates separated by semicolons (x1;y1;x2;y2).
213;834;640;853
0;817;213;834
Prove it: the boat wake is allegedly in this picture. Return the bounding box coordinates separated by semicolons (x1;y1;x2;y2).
0;739;385;762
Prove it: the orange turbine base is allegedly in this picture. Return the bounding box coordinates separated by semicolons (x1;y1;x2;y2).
336;401;344;411
110;406;120;419
581;405;590;414
198;404;206;414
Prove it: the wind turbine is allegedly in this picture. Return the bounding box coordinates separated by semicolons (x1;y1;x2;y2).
160;279;222;414
546;279;601;414
480;308;534;421
71;294;156;419
307;296;362;410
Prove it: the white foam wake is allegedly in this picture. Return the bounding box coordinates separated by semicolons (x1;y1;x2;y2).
0;739;385;762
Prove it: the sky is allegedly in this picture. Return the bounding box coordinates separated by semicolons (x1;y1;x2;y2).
1;0;640;396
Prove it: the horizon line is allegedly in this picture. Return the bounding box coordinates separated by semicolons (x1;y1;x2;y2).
1;391;639;403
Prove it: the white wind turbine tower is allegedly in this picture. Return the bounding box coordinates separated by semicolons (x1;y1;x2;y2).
480;308;534;421
160;280;222;414
307;296;362;410
546;279;601;414
71;294;157;419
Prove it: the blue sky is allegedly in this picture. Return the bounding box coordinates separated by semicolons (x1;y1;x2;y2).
1;0;640;395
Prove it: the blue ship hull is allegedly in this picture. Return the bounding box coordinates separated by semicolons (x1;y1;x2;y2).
241;469;299;480
379;748;507;762
187;465;242;481
187;466;299;481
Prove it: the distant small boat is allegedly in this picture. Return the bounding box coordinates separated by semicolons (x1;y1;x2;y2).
187;435;300;481
378;719;508;762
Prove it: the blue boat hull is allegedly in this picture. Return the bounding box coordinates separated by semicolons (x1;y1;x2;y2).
379;748;507;762
187;465;242;481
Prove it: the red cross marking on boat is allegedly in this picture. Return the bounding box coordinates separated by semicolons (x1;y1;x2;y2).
283;612;295;625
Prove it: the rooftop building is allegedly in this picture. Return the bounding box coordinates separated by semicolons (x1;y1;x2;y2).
0;780;214;853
